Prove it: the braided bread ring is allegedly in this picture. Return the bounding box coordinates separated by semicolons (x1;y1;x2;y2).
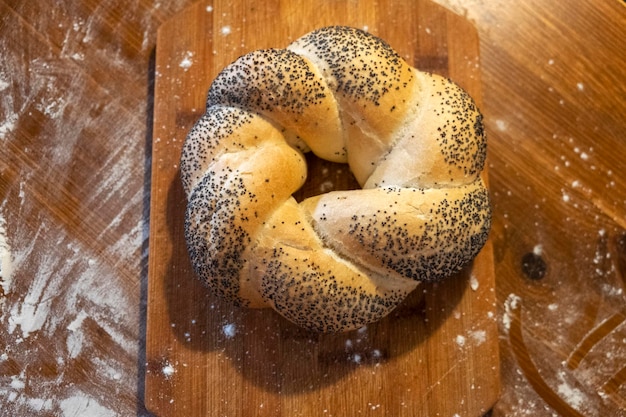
181;26;491;332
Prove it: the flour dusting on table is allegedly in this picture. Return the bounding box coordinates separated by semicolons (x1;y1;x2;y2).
59;392;117;417
0;9;153;414
0;214;13;297
502;293;521;332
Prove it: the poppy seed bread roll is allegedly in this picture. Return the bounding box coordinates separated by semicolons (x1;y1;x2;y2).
181;26;491;332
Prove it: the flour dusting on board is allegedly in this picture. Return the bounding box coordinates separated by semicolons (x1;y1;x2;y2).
179;51;194;70
222;322;237;338
162;362;176;379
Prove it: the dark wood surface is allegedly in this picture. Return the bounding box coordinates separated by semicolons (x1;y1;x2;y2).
1;1;624;416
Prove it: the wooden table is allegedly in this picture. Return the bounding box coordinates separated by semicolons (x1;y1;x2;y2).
1;0;624;416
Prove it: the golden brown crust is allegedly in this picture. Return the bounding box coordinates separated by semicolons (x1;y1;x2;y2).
181;26;491;332
288;26;419;184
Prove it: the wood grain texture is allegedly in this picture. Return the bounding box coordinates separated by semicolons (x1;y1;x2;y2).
0;0;624;416
145;1;499;416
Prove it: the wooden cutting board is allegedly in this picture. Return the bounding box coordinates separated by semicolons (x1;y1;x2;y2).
145;1;500;416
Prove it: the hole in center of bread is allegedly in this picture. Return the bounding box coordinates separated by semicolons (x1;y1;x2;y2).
292;152;360;203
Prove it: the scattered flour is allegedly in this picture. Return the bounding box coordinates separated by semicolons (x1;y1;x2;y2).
0;72;17;140
34;90;67;119
220;25;232;36
1;217;139;411
7;249;77;338
319;180;334;193
162;362;175;379
66;310;88;332
556;375;586;411
10;374;25;390
495;119;508;131
0;214;14;295
0;5;174;415
468;329;487;346
0;75;9;91
0;113;17;140
66;310;89;359
59;393;117;417
222;323;236;338
179;51;193;70
455;335;466;347
562;191;570;203
27;398;53;412
368;402;381;410
502;293;522;332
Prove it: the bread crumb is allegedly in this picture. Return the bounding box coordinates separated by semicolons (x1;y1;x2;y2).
469;274;479;291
